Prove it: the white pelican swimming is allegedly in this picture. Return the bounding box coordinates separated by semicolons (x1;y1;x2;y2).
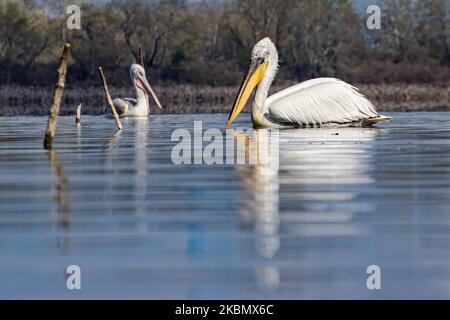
109;64;163;117
227;38;390;128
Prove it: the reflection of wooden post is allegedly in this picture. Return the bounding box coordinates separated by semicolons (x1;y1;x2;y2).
44;43;71;149
138;43;144;67
98;67;122;130
75;103;81;124
48;149;70;230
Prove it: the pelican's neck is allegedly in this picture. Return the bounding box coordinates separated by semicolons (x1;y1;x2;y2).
252;51;278;126
134;81;149;112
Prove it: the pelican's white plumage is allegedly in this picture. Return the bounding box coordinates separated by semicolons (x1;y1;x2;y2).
267;78;379;126
107;64;163;118
227;38;390;128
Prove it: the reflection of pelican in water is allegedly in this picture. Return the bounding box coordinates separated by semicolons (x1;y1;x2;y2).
103;118;149;233
279;128;382;228
232;128;281;292
232;127;382;292
227;38;390;128
134;118;149;233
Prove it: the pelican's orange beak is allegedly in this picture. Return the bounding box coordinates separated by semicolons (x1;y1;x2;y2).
227;57;268;126
136;73;164;110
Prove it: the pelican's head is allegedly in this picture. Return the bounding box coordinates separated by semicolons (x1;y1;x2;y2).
130;63;163;110
227;38;277;126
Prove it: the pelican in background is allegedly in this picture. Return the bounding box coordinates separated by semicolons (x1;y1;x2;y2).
108;64;163;117
227;38;391;128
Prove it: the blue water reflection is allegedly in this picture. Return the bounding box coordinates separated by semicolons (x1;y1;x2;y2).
0;113;450;299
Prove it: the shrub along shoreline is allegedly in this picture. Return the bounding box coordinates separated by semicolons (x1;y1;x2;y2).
0;83;448;116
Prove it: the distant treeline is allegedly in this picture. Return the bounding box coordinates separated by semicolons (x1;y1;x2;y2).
0;0;449;87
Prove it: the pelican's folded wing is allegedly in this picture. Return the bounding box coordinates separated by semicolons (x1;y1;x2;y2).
111;98;133;115
266;78;379;125
123;98;137;104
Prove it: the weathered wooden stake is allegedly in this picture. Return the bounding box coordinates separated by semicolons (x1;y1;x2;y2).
75;103;81;124
98;67;122;130
43;43;71;149
138;43;144;67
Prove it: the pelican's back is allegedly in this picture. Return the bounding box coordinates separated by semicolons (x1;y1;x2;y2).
105;98;137;117
266;78;382;126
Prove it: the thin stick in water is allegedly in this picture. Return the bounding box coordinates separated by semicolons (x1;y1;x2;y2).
75;103;81;124
138;43;144;67
43;43;71;149
98;67;122;130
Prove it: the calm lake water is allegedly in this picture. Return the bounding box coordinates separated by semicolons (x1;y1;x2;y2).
1;112;450;299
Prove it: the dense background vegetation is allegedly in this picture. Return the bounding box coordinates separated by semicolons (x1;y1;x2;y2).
1;0;449;87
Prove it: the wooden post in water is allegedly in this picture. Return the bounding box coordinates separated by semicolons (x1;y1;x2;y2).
138;43;144;67
43;43;71;149
98;67;122;130
75;103;81;124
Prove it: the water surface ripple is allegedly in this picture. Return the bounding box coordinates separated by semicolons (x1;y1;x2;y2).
1;112;450;299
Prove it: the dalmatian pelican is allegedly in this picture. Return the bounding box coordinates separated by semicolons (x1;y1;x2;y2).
108;64;163;117
227;38;390;128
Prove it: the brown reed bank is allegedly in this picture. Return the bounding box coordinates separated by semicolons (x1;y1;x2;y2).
0;83;448;117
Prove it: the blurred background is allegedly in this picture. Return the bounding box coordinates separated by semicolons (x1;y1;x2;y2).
0;0;449;115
